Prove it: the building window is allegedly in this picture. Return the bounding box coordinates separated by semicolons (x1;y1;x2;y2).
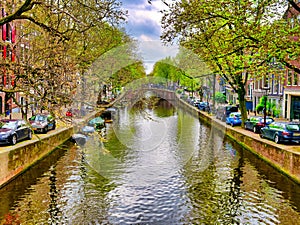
274;75;278;94
278;77;283;94
288;70;292;86
291;96;300;120
265;76;270;87
293;73;298;86
290;18;294;28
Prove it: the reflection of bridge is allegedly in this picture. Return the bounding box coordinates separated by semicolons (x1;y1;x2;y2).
115;88;177;107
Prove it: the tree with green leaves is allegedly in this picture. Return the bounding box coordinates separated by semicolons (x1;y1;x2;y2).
0;0;127;39
0;0;128;118
214;92;226;104
151;47;213;98
160;0;297;126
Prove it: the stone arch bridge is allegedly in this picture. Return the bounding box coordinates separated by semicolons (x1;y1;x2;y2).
114;87;177;108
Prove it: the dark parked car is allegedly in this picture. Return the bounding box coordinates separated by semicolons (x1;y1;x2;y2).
260;122;300;144
0;119;32;145
244;116;274;133
216;105;239;121
30;114;56;133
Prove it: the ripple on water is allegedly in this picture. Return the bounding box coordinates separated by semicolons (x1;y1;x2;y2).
105;173;189;224
3;107;300;225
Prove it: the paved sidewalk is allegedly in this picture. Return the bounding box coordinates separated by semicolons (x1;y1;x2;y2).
0;111;35;120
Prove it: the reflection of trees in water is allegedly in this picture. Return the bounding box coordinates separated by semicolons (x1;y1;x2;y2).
182;122;244;224
230;139;300;214
132;97;176;119
48;166;62;223
153;99;176;118
0;142;73;222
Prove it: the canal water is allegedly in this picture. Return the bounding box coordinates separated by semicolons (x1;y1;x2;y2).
1;98;300;224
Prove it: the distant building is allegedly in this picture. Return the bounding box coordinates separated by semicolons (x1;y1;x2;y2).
283;2;300;120
0;7;17;116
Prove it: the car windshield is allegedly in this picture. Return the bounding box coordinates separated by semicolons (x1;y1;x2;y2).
35;115;47;121
230;113;241;118
264;118;274;123
286;124;300;131
1;121;17;129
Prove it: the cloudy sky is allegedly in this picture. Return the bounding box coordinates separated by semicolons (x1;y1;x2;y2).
121;0;178;73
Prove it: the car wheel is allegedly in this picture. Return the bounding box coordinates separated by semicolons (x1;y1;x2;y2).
260;133;264;138
274;134;280;144
43;126;48;134
28;130;32;140
253;126;257;133
53;123;56;130
11;134;17;145
231;123;234;127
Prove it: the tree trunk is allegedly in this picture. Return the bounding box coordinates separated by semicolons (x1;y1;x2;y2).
237;86;247;128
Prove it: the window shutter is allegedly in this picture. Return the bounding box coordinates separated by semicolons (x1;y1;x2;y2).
11;26;16;43
2;9;6;41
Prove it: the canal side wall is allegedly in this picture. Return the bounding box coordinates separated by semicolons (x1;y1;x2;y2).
225;127;300;182
0;107;112;188
0;127;73;188
174;93;300;184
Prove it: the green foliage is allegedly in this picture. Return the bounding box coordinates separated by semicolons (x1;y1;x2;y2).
256;96;267;113
272;107;281;118
214;92;226;104
0;0;130;118
160;0;297;124
152;50;213;93
111;62;147;89
256;104;264;113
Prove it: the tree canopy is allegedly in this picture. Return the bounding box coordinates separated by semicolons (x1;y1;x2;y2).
0;0;140;118
160;0;300;125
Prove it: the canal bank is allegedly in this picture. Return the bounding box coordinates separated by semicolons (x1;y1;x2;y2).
0;105;112;188
3;101;300;225
1;90;300;188
0;126;73;188
175;93;300;184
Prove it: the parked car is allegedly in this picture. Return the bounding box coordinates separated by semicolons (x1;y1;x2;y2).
0;119;32;145
226;112;242;126
198;102;209;111
186;96;196;105
85;105;94;111
30;114;56;133
66;110;73;117
260;122;300;144
193;99;201;107
244;116;275;133
216;105;239;121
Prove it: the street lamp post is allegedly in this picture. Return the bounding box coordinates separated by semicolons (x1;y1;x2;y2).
262;86;270;126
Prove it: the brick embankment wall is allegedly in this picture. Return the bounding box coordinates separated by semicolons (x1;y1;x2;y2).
0;127;73;188
175;94;300;184
0;107;109;188
226;127;300;183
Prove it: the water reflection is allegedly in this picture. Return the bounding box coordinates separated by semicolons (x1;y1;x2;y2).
1;99;300;224
48;166;61;223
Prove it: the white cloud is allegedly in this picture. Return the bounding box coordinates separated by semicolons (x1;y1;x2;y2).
121;0;178;73
122;0;167;41
137;40;178;74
